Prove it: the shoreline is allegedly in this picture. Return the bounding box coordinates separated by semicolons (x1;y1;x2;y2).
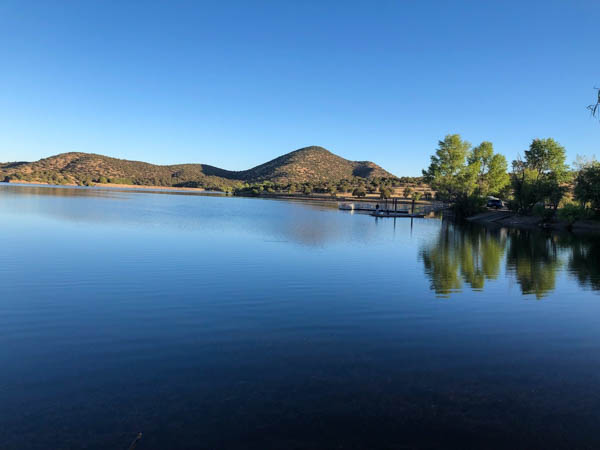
95;182;207;192
1;180;436;206
467;210;600;232
2;180;207;192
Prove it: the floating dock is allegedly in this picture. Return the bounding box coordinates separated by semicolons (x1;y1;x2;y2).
370;211;424;218
339;204;409;213
339;198;425;218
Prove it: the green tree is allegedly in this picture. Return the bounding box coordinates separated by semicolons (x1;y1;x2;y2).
423;135;509;216
510;161;540;212
511;138;569;213
352;187;367;197
574;163;600;211
524;138;569;181
403;186;412;198
468;141;510;197
379;186;393;199
422;134;474;201
544;173;568;211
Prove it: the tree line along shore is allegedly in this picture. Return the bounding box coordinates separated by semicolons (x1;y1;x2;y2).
2;137;599;230
422;134;600;229
2;174;431;203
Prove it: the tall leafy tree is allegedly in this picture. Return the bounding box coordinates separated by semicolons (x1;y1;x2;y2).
523;138;569;181
511;138;570;213
423;135;509;206
468;141;509;197
574;163;600;211
422;134;474;201
379;186;393;199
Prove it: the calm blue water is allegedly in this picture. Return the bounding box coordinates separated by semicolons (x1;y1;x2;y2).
1;184;600;449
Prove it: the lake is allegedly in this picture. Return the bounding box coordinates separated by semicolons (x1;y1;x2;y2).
1;184;600;449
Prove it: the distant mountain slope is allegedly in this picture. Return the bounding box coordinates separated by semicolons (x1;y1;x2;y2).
232;146;391;183
0;146;396;189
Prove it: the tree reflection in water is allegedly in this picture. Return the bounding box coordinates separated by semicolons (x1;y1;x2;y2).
419;222;506;297
560;234;600;291
421;221;600;299
505;229;562;299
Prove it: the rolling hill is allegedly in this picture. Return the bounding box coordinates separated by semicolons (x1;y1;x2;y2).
1;146;397;190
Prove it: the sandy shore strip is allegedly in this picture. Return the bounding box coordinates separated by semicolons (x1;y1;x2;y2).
3;180;206;192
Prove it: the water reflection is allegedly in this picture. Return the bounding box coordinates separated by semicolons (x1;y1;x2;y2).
1;182;224;198
562;234;600;291
0;184;373;247
419;222;506;297
505;229;562;299
421;221;600;298
4;185;600;449
3;184;600;296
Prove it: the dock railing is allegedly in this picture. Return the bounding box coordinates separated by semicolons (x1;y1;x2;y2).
339;198;445;216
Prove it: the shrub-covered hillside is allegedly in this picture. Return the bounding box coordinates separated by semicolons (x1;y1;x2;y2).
0;146;396;191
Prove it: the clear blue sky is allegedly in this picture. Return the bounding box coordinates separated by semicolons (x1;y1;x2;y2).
1;1;598;176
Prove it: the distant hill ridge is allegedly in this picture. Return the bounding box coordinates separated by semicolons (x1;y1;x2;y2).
0;146;396;189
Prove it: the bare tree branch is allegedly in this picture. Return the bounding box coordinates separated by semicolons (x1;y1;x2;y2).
588;87;600;119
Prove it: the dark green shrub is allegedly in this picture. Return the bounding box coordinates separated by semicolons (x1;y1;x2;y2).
352;187;366;197
558;203;595;224
453;195;486;217
532;204;555;221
